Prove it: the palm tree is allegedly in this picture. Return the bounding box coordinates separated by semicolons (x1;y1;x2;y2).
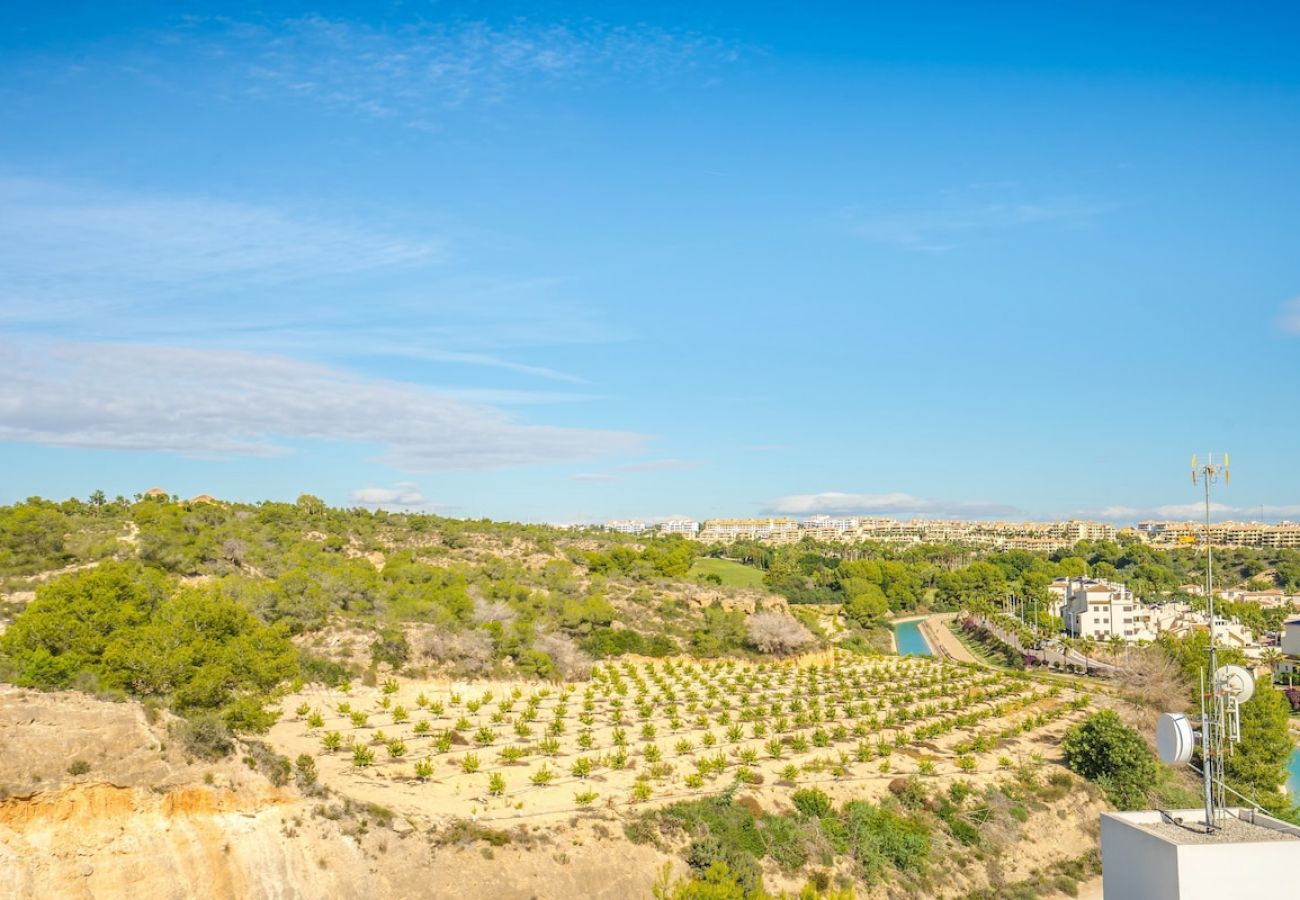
1260;648;1283;680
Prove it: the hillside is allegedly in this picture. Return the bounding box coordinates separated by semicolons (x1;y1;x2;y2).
0;494;1287;898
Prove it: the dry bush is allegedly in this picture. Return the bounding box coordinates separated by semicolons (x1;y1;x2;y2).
746;611;814;655
471;597;515;626
535;632;593;681
1107;644;1193;736
419;628;494;675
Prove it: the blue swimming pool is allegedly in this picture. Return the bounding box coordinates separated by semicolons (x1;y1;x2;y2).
1287;746;1300;800
894;619;933;657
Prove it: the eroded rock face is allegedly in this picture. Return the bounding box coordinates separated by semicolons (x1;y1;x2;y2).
0;782;669;900
0;783;364;900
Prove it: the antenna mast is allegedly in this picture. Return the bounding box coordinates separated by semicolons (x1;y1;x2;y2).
1191;451;1229;830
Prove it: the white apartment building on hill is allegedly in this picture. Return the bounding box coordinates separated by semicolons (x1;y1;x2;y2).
1060;577;1153;642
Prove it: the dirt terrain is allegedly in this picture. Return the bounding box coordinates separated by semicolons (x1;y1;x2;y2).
0;653;1108;899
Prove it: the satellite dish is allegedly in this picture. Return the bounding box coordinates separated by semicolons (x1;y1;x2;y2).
1215;665;1255;705
1157;712;1195;765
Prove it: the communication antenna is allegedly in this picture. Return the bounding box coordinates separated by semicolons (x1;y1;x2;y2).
1163;452;1250;832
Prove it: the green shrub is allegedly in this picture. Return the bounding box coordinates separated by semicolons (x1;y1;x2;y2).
842;801;930;880
685;834;763;896
172;713;235;760
1061;710;1157;810
791;787;833;819
759;814;811;871
369;630;409;669
299;653;349;687
0;564;295;730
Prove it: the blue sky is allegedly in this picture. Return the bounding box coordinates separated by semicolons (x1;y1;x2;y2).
2;2;1299;524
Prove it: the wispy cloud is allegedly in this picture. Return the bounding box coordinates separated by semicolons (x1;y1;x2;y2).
1077;502;1300;523
565;473;619;483
0;177;438;320
178;15;741;128
852;189;1109;252
765;491;1020;518
0;341;644;469
1277;297;1300;334
0;177;607;382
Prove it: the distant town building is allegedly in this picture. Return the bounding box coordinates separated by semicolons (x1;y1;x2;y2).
608;519;647;535
698;518;801;543
656;519;700;536
692;516;1116;551
1218;587;1300;610
1136;519;1300;549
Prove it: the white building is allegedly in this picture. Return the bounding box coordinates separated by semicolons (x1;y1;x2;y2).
1280;617;1300;657
698;518;801;543
1062;577;1154;642
657;519;700;536
1046;577;1071;619
1218;587;1300;610
1146;602;1256;651
608;519;647;535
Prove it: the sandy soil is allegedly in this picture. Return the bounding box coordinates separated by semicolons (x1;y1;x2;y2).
267;652;1094;833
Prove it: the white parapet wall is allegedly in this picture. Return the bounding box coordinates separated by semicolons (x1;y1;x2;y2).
1100;808;1300;900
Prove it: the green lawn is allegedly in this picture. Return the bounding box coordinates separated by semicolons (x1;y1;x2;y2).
688;557;768;589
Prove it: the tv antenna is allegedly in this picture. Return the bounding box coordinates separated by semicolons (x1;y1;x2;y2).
1158;453;1251;831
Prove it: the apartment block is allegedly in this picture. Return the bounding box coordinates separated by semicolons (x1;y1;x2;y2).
1060;577;1153;642
697;518;801;543
1136;520;1300;549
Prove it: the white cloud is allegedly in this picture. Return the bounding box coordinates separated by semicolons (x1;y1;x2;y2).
350;483;428;509
1097;505;1140;519
766;491;1020;519
1076;502;1300;523
1150;502;1300;521
0;341;644;469
1152;501;1235;519
1277;297;1300;334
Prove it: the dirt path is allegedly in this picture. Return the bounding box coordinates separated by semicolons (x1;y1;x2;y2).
921;613;981;665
